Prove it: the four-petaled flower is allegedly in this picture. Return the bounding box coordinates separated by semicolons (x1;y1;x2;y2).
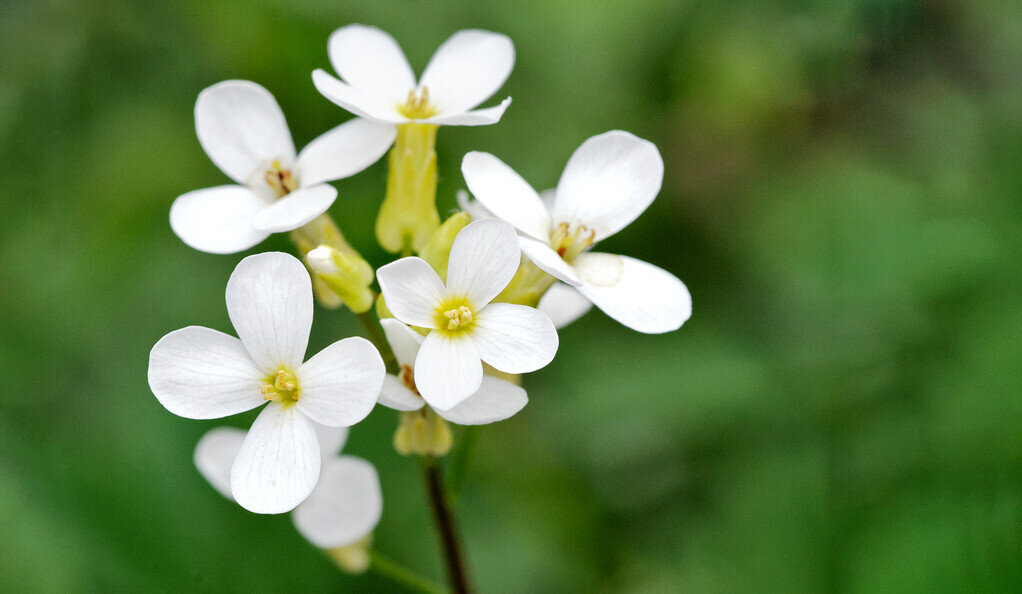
461;130;693;334
148;252;385;513
171;80;396;254
458;189;594;329
378;318;528;424
313;25;514;127
195;423;382;549
377;219;558;410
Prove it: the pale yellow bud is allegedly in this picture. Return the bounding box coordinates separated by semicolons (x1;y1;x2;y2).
326;534;373;574
418;211;471;282
393;408;453;457
377;123;441;253
306;245;376;314
495;256;557;307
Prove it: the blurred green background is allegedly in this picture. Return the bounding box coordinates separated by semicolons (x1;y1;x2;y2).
3;0;1022;591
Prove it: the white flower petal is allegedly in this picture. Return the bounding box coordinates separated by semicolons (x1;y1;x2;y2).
313;423;350;459
226;252;313;372
471;303;558;374
312;70;407;124
435;376;527;425
194;427;246;499
445;219;520;307
195;80;296;184
148;327;266;419
230;403;320;514
553;130;664;241
376;257;447;329
327;24;416;104
420;30;514;115
292;457;382;548
537;283;593;328
414;332;482;411
379;375;425;411
170;185;271;254
461;151;550;240
456;189;494;221
295;337;384;427
574;252;692;334
518;235;582;286
380;318;424;368
297;118;397;187
421;97;511;126
539;188;557;210
251;184;337;233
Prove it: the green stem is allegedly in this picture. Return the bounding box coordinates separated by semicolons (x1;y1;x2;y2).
356;310;397;372
369;549;448;594
445;426;480;502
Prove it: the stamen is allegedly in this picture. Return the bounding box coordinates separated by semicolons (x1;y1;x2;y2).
397;86;437;119
399;364;421;396
261;369;300;404
550;222;595;263
443;305;474;330
262;160;298;197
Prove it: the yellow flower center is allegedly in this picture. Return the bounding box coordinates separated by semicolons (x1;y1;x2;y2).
397;86;437;119
264;159;298;197
550;222;595;263
261;369;301;405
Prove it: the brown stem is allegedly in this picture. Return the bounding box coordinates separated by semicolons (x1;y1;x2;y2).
422;458;471;593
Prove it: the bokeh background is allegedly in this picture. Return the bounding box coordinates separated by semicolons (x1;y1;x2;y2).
3;0;1022;591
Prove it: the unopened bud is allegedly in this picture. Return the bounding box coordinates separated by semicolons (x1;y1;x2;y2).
326;534;372;574
393;408;453;457
375;293;394;320
418;211;471;282
377;123;441;253
306;245;376;314
495;257;557;307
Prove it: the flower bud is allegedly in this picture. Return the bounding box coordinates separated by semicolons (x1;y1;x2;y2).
306;245;376;314
375;293;394;320
326;534;372;574
393;408;453;457
494;257;557;307
418;211;471;282
376;123;441;253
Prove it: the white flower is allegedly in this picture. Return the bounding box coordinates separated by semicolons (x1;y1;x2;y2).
378;318;527;424
461;130;693;334
195;423;382;548
313;25;514;127
458;189;595;329
171;80;396;254
376;219;557;410
148;252;385;514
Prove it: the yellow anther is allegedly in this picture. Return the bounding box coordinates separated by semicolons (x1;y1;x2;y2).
261;369;300;404
550;222;595;263
397;86;437;119
443;305;473;330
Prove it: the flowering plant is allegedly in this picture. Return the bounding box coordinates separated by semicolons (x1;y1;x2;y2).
148;23;690;592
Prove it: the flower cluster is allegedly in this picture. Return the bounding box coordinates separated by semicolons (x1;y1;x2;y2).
148;23;690;585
